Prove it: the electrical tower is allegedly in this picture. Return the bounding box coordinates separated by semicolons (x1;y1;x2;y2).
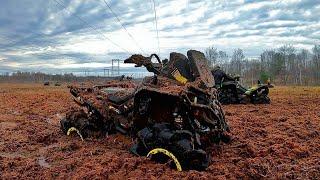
111;59;120;76
103;68;110;77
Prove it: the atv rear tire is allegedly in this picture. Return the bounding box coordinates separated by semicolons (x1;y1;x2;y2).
60;109;105;139
132;123;209;171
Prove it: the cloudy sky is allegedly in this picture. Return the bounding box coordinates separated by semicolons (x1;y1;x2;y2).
0;0;319;74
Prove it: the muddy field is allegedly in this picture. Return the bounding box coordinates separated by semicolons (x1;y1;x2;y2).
0;83;319;179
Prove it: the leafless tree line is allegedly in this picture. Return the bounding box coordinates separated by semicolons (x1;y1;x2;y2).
0;71;110;83
1;44;319;86
205;44;320;86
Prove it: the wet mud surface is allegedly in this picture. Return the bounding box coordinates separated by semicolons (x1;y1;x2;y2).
0;84;319;179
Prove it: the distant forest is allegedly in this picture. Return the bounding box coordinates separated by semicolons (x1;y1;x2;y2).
205;44;320;86
0;71;118;83
1;44;319;86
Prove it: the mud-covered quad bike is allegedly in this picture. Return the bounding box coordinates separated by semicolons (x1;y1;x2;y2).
217;77;270;104
60;50;230;171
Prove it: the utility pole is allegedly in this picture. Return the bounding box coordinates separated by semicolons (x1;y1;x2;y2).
84;69;90;76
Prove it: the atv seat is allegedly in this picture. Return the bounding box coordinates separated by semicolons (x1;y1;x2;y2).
108;93;134;105
101;87;135;105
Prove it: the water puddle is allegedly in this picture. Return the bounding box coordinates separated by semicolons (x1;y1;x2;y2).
45;117;54;125
38;156;51;168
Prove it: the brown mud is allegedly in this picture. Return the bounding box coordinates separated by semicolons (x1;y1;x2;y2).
0;84;319;179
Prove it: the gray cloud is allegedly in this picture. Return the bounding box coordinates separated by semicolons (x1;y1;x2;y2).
0;0;319;73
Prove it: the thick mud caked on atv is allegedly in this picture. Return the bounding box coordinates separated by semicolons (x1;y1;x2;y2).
247;85;270;104
211;66;270;105
215;77;271;105
60;50;229;171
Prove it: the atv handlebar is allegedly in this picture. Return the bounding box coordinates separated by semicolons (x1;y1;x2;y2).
150;54;162;64
124;54;163;75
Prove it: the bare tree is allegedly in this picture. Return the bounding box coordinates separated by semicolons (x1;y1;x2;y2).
218;50;229;72
297;49;310;85
230;48;245;75
312;45;320;85
204;44;319;86
205;46;218;67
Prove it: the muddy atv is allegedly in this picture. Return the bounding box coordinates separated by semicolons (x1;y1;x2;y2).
60;50;230;171
217;77;270;104
43;81;50;86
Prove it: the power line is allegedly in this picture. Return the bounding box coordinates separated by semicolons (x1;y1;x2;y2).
151;0;160;55
52;0;130;54
102;0;146;55
0;31;49;49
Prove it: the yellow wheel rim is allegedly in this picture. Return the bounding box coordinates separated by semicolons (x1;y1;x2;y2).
67;127;84;141
147;148;182;171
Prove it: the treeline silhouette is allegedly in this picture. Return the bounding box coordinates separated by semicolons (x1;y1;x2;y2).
206;44;320;86
0;71;116;83
2;44;320;86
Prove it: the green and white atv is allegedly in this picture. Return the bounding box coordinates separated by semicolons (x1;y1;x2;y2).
217;77;270;105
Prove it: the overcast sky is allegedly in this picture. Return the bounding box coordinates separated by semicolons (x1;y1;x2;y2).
0;0;319;74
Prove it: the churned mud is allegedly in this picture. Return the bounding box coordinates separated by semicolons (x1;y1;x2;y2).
0;84;319;179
